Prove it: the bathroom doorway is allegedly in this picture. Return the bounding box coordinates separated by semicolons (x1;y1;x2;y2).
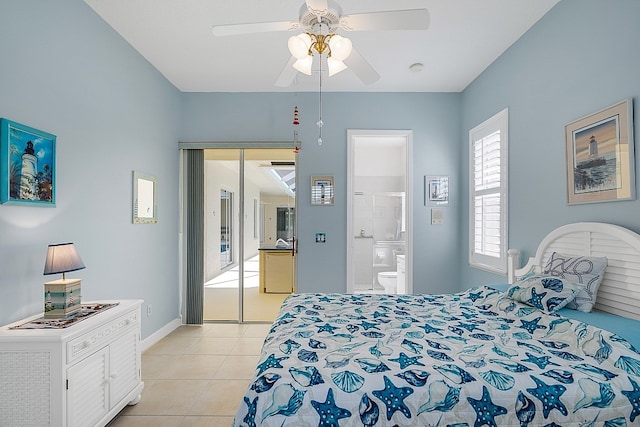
346;130;412;294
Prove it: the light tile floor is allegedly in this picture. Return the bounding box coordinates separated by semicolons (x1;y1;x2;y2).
108;323;271;427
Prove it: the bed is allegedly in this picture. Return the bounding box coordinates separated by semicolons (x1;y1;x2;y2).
233;222;640;426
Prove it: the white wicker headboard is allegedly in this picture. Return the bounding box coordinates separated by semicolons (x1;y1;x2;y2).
507;222;640;320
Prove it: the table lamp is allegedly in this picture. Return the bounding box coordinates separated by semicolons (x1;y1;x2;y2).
43;243;85;318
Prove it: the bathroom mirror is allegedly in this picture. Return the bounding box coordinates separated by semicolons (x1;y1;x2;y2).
132;171;158;224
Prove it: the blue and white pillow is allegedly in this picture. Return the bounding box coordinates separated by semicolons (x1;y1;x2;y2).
543;252;607;312
506;275;577;314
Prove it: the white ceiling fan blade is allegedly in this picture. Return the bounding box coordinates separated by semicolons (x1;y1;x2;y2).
340;9;429;31
344;47;380;85
305;0;329;16
275;57;299;87
212;21;300;37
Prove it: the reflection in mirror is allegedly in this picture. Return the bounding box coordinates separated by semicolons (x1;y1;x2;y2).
132;171;158;224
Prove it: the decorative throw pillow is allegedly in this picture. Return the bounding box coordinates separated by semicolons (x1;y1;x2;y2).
506;275;577;314
542;252;607;312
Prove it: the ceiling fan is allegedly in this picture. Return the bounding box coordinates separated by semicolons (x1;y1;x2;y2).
211;0;429;87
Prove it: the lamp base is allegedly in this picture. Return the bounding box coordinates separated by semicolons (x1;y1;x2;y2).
44;279;82;318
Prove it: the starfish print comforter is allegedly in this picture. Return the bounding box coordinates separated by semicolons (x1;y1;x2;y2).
232;286;640;426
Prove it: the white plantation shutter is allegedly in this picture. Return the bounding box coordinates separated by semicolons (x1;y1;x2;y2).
469;109;508;273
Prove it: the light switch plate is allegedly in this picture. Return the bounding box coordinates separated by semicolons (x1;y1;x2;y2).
431;208;444;225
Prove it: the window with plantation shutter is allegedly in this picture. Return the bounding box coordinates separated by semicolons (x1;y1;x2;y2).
469;109;508;273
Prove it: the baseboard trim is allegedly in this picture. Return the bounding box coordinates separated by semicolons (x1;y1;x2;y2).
141;318;182;352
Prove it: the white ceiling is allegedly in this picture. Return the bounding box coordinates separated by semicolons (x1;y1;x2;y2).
83;0;560;93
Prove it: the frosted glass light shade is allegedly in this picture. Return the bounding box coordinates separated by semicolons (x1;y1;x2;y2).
293;56;313;75
328;35;352;61
327;57;347;76
288;33;312;59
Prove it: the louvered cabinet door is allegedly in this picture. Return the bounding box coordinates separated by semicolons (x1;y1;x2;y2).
66;347;110;427
109;329;140;405
0;300;143;427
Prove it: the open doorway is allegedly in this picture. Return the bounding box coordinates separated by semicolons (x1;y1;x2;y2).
347;130;413;294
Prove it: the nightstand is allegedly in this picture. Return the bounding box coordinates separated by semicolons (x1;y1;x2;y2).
0;300;144;427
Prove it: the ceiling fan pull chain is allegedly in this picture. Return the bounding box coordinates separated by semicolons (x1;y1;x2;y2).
317;53;324;146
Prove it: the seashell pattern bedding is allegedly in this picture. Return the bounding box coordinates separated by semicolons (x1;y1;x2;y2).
232;286;640;426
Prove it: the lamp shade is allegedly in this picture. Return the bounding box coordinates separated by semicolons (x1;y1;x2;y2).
288;33;312;59
293;56;313;75
43;243;85;276
327;57;347;76
328;35;352;61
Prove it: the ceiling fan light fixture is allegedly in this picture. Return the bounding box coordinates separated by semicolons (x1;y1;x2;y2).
288;33;312;59
293;56;313;75
327;57;347;76
328;34;352;61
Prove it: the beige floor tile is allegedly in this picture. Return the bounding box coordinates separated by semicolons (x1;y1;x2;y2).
122;380;209;416
107;415;184;427
214;355;261;380
110;317;273;425
185;337;239;355
242;323;272;338
188;380;251;416
230;337;266;355
141;354;181;380
169;325;210;338
145;337;200;355
169;354;227;379
203;323;247;337
181;416;234;427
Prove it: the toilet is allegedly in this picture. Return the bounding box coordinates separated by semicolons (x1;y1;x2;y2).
377;271;398;294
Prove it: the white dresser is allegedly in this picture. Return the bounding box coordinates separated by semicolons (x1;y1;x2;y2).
0;300;144;427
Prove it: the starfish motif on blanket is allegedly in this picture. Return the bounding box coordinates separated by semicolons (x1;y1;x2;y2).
467;290;484;302
467;385;507;427
360;321;380;330
311;388;352;427
521;352;559;370
622;377;640;422
242;396;258;427
390;352;425;369
527;288;547;310
456;322;480;332
256;354;288;375
372;375;414;421
317;323;339;334
520;317;546;334
421;323;443;335
526;375;568;418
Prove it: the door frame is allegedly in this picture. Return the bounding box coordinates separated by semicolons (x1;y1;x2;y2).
346;129;413;294
178;141;296;324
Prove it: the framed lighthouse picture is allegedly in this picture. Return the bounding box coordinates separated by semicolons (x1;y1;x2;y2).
0;118;56;206
565;99;634;205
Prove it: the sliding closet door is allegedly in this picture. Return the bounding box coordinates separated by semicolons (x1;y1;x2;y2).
200;147;296;322
242;149;295;322
203;149;241;321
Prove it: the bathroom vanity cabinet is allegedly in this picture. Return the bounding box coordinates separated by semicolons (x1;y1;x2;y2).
259;247;294;293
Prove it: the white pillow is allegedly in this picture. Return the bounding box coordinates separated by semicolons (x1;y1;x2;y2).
543;252;607;312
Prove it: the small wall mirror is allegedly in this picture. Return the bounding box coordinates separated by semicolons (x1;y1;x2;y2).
132;171;158;224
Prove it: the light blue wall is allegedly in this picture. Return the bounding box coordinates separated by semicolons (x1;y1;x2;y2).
0;0;182;338
182;92;462;294
460;0;640;288
5;0;636;341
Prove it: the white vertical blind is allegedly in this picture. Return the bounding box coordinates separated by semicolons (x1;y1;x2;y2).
469;109;508;273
